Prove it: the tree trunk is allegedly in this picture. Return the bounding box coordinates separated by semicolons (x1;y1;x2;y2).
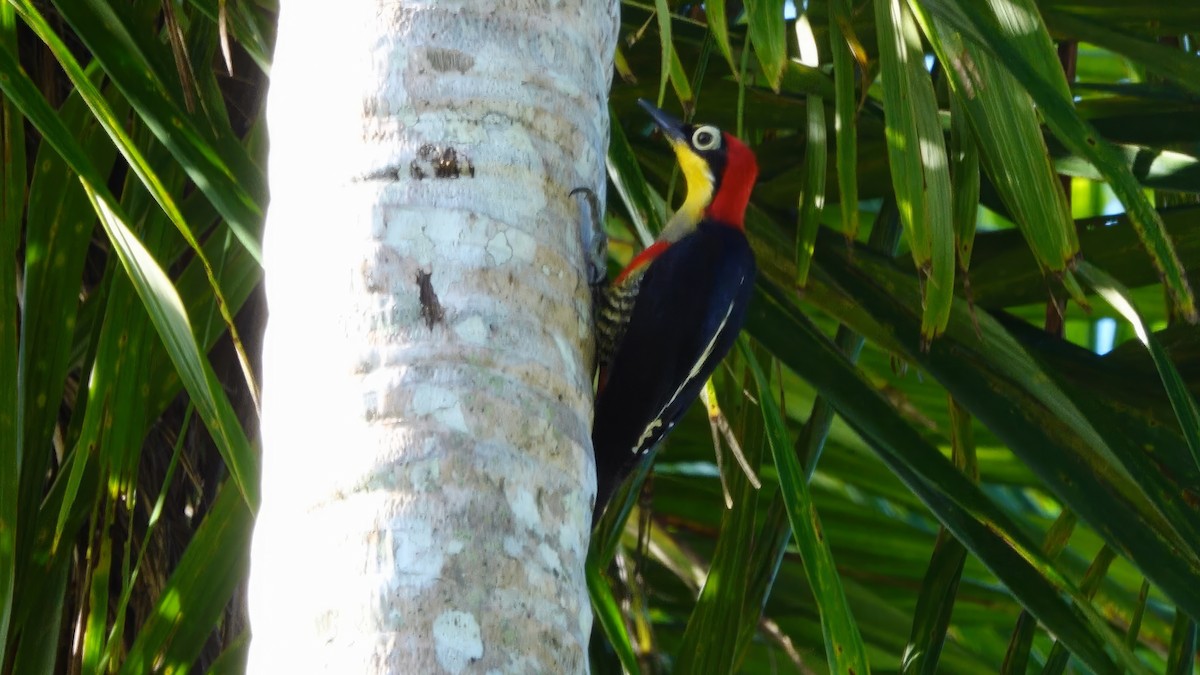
247;1;617;672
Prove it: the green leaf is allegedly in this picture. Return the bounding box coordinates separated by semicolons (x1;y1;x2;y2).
119;481;253;674
676;360;769;673
185;0;272;74
903;528;968;675
589;446;656;572
0;43;259;507
1040;546;1118;675
873;0;955;340
13;0;260;416
1075;262;1200;478
10;433;102;672
815;244;1200;604
205;631;251;675
733;498;796;666
747;277;1146;674
740;339;871;675
968;207;1200;309
44;0;265;265
99;407;191;672
1126;579;1152;651
1036;1;1200;34
745;0;787;92
1052;143;1200;194
781;59;838;99
795;13;827;286
947;85;980;270
705;0;737;75
1045;10;1200;96
1000;612;1038;675
14;63;117;575
901;398;975;675
1001;510;1077;675
104;187;262;498
8;547;70;674
1165;609;1197;675
80;496;115;673
828;0;861;240
588;564;640;675
921;0;1198;321
913;3;1076;274
654;0;674;104
668;39;695;109
0;4;22;664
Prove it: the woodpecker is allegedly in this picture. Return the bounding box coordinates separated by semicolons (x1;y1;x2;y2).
591;100;758;522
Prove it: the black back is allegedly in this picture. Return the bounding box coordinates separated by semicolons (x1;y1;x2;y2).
591;221;756;519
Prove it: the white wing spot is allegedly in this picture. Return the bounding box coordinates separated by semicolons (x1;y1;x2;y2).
634;419;664;453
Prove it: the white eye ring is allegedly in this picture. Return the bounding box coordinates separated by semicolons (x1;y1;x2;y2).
692;126;721;151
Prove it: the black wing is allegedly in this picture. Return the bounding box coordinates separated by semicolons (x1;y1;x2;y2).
591;222;755;517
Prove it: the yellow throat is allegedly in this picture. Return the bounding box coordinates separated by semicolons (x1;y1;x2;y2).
660;139;715;242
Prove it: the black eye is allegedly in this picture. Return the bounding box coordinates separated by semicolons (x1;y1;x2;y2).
692;126;721;151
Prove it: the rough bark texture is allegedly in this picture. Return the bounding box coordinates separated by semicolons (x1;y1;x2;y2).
248;1;618;672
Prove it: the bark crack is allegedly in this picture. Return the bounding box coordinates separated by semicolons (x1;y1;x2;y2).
416;269;445;329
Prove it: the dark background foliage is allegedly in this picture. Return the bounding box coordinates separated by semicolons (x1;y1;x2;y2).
0;1;1197;673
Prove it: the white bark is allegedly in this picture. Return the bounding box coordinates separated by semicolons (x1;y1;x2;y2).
248;1;618;672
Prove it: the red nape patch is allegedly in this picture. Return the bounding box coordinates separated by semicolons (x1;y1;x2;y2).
706;133;758;229
615;239;669;284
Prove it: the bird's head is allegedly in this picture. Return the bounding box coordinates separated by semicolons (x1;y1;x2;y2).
639;99;758;238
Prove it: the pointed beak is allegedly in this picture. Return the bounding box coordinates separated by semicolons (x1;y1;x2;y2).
638;99;688;143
